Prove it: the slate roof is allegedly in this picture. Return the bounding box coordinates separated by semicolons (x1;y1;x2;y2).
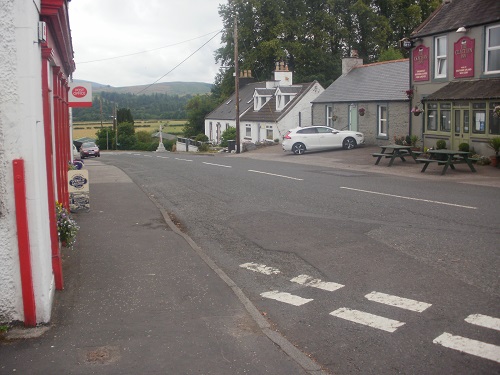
205;82;266;121
423;78;500;101
241;82;317;123
412;0;500;38
312;59;409;104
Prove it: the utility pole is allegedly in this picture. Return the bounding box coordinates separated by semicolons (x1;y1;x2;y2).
114;103;118;150
234;12;240;154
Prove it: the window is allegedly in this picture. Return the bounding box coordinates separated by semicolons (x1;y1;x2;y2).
298;128;317;134
427;104;438;131
246;124;252;137
440;104;451;132
472;103;486;134
377;105;387;137
435;36;447;78
266;125;273;140
490;102;500;134
226;123;229;131
317;127;332;133
486;24;500;73
326;106;333;127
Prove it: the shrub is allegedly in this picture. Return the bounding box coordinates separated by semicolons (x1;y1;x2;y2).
220;127;236;147
458;143;470;152
197;143;210;152
436;140;447;149
195;133;209;142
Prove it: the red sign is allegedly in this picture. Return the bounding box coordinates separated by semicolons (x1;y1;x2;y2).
412;45;429;82
69;82;92;108
454;37;475;78
72;86;87;98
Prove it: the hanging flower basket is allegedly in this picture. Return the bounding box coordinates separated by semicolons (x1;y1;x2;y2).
411;106;424;116
358;107;365;116
405;89;414;100
493;105;500;118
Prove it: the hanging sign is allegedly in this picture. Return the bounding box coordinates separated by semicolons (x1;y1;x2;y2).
454;37;475;78
68;82;92;107
412;45;430;82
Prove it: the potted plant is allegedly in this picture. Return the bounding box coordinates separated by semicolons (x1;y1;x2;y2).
487;136;500;167
56;202;79;248
410;135;421;150
405;89;414;100
358;107;365;116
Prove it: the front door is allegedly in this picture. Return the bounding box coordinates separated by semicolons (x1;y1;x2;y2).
349;104;358;132
452;108;470;149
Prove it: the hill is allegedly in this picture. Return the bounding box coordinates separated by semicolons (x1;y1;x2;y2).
74;80;212;96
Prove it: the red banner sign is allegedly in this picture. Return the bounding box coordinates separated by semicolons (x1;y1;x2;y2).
412;45;429;82
454;37;475;78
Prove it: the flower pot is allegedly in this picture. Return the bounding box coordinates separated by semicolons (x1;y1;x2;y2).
491;155;498;167
413;111;422;117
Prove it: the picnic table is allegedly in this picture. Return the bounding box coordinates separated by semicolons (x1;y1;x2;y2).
372;145;420;166
416;150;477;175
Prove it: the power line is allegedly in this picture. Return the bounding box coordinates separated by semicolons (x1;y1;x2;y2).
136;30;222;95
76;30;221;64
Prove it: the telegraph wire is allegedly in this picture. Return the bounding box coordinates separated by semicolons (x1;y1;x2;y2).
136;30;222;94
76;30;221;64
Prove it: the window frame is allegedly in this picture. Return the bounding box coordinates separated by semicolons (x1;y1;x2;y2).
485;24;500;74
326;105;333;127
434;35;447;79
377;104;388;138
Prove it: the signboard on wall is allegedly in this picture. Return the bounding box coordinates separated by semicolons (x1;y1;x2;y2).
454;37;475;78
68;169;90;212
68;81;92;107
412;45;430;82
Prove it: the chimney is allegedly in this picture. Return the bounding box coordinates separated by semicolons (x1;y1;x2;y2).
239;70;256;88
273;61;293;86
342;51;363;75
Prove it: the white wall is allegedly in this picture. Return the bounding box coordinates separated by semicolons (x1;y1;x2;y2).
0;0;55;324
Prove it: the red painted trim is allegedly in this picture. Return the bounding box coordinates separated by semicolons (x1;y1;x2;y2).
69;102;93;108
42;50;64;290
12;160;37;327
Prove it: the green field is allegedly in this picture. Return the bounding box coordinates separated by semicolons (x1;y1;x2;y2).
72;120;187;140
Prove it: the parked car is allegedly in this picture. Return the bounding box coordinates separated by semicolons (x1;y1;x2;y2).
80;142;100;158
282;126;364;155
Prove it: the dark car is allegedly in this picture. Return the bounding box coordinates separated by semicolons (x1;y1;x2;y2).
80;142;100;158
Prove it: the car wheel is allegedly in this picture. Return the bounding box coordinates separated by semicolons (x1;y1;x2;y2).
292;142;306;155
343;137;356;150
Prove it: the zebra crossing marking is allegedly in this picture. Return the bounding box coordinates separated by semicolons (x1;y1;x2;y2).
261;291;313;306
465;314;500;332
330;307;405;333
364;291;432;312
290;274;344;292
239;262;281;275
433;332;500;363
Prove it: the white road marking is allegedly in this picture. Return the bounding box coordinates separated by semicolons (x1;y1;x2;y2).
433;332;500;363
175;158;193;162
143;155;153;157
133;153;141;156
330;307;405;332
239;262;281;275
203;162;232;168
340;187;477;210
261;291;313;306
465;314;500;331
156;156;170;159
365;291;432;312
248;170;303;181
290;274;344;292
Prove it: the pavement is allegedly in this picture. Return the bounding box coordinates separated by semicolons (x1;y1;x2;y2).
0;145;498;375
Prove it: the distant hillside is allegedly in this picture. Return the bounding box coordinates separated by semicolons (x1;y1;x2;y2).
74;80;212;96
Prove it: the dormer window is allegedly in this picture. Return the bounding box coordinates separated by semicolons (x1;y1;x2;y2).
254;94;271;110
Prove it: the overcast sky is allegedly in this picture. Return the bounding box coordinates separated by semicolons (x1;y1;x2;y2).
69;0;226;87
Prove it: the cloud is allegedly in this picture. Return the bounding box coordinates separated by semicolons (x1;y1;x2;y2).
69;0;225;87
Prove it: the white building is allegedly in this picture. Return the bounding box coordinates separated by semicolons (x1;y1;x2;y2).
205;64;324;147
0;0;75;326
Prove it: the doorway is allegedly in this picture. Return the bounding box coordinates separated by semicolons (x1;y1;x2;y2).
452;108;470;150
349;104;358;132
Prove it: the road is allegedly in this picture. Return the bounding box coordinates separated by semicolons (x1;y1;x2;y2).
99;150;500;374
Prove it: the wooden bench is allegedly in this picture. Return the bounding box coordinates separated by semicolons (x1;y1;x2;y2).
372;153;393;165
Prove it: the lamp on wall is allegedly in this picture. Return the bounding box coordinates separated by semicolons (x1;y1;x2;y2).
456;26;467;33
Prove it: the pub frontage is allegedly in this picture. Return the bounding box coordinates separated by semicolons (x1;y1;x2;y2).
408;0;500;156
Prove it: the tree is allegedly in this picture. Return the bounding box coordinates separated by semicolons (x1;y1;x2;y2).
117;122;136;150
378;47;404;62
183;95;217;138
117;108;134;125
220;127;236;147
